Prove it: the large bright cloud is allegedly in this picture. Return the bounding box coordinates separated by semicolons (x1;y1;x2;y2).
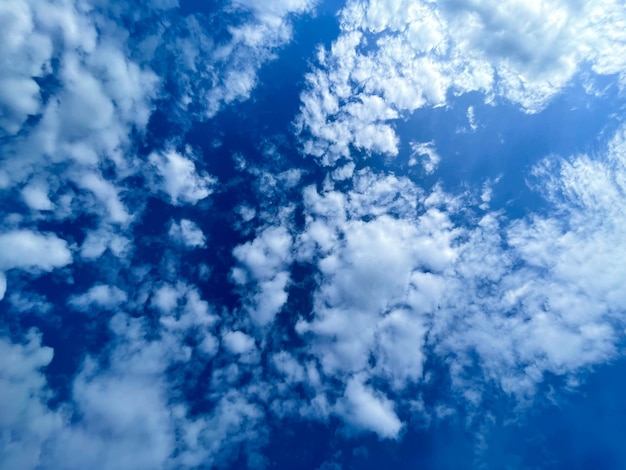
296;0;626;164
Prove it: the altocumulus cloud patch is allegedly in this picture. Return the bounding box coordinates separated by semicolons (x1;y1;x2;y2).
1;0;626;469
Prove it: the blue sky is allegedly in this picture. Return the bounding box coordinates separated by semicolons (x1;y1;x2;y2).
2;0;626;469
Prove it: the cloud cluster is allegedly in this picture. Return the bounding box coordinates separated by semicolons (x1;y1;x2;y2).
0;2;317;463
232;124;626;439
2;0;626;468
0;279;271;469
153;0;318;119
232;226;294;326
0;0;317;301
297;0;626;164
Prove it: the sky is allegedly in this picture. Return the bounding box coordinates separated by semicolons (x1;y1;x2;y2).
1;0;626;469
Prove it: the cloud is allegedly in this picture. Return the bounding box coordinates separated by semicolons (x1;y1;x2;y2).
335;376;403;439
154;0;318;119
232;226;294;326
409;141;441;174
80;229;131;261
0;230;72;272
0;0;162;308
0;295;262;469
69;284;128;312
278;123;626;434
149;149;216;205
295;170;455;385
297;0;626;164
4;121;626;466
0;331;61;469
2;0;626;466
21;181;54;211
0;274;5;301
169;219;206;248
0;1;53;135
223;330;256;355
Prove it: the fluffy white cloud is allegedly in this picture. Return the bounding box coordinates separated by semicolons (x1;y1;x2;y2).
4;122;626;463
232;226;294;325
297;0;626;164
0;0;161;313
275;123;626;433
0;1;53;135
335;376;403;439
158;0;318;119
80;229;131;260
295;170;455;385
0;273;6;301
0;230;72;272
3;0;626;463
409;141;441;174
0;0;159;198
423;127;626;403
69;284;128;312
169;219;206;248
21;181;54;211
0;292;263;469
150;150;216;205
0;331;62;469
223;330;256;355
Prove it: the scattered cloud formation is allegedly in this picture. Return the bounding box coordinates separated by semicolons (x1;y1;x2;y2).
1;0;626;468
297;0;626;165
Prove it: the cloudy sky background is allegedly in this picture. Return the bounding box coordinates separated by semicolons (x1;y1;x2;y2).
2;0;626;468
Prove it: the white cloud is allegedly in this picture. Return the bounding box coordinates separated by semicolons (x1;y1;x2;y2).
297;0;626;164
409;141;441;174
169;219;206;248
232;226;293;325
0;300;265;469
80;228;131;260
295;170;456;388
428;126;626;403
21;181;54;211
4;120;626;459
223;330;256;355
0;1;53;135
272;351;306;384
163;0;318;119
69;284;128;312
7;291;52;315
0;0;161;301
55;363;176;470
286;122;626;430
0;331;62;469
335;376;403;439
3;0;626;462
0;273;6;301
466;106;478;132
0;230;72;272
149;149;216;205
75;171;131;225
152;283;182;314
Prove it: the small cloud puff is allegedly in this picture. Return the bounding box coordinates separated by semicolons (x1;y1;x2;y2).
169;219;206;248
149;149;216;205
69;284;128;312
222;330;256;355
